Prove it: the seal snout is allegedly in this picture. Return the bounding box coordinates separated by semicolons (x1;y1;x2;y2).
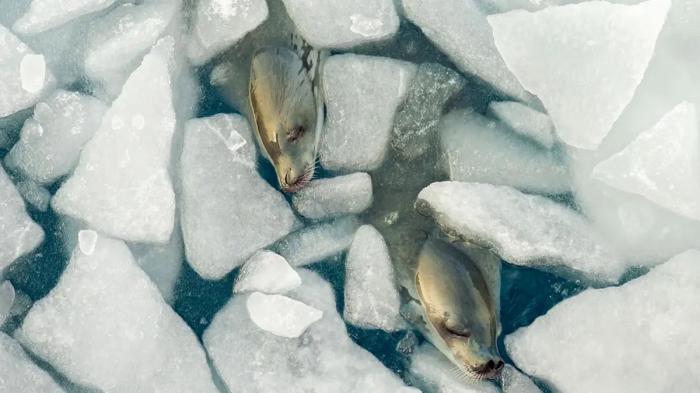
472;357;504;380
281;165;314;193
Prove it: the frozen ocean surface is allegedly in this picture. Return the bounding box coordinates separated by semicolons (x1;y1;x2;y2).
0;0;698;392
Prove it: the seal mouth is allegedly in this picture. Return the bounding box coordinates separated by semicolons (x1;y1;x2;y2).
281;163;315;193
452;360;504;382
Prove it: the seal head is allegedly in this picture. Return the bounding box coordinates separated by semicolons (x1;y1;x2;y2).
415;238;503;380
249;47;318;192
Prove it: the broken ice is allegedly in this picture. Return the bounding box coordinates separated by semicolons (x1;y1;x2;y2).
273;216;360;266
246;291;323;338
291;172;373;220
488;101;555;149
0;332;64;393
234;250;301;295
13;0;117;35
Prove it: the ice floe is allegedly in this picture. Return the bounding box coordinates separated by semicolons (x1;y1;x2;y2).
234;250;301;294
273;216;360;266
291;172;373;220
488;101;555;149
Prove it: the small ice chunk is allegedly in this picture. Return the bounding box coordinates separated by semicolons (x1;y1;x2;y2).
0;25;55;117
204;270;413;392
13;0;116;35
15;179;51;212
591;102;700;221
402;0;529;102
488;0;671;149
129;227;184;304
233;250;301;294
416;182;624;283
408;344;500;393
273;216;361;266
506;250;700;393
440;109;569;194
187;0;268;66
77;229;97;256
0;165;44;272
281;0;399;48
181;114;298;279
391;63;466;160
18;233;218;393
247;292;322;338
4;90;107;185
501;365;542;393
0;281;15;326
488;101;555;149
320;54;417;172
0;333;64;393
343;225;403;332
291;173;373;220
52;40;177;243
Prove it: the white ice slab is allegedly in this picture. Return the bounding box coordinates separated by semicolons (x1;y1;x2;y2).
408;344;500;393
204;269;413;392
246;292;322;338
18;233;218;393
488;0;670;149
320;54;417;172
180;114;298;279
4;90;106;185
0;332;64;393
281;0;399;49
502;365;542;393
13;0;116;35
344;225;403;332
52;39;177;243
440;109;569;194
234;250;301;294
291;172;373;220
0;165;44;272
273;216;361;266
0;281;15;326
506;250;700;393
129;226;184;304
403;0;529;102
416;181;624;283
187;0;268;65
488;101;555;149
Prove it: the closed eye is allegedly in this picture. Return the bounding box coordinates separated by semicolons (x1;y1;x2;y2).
287;125;305;142
444;323;471;338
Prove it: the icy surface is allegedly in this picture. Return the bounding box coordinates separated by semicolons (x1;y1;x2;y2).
416;182;624;283
408;344;499;393
402;0;528;102
344;225;403;332
0;281;15;326
181;114;297;279
77;229;97;256
281;0;399;48
15;179;51;212
0;332;64;393
488;101;554;149
591;102;700;221
506;250;700;393
291;172;373;220
18;233;218;393
13;0;116;35
273;216;360;266
440;109;569;194
234;250;301;294
52;40;177;243
0;25;55;118
4;90;106;185
188;0;268;65
129;227;184;304
204;269;413;393
0;166;44;272
488;0;670;149
501;365;542;393
320;54;417;172
246;291;323;338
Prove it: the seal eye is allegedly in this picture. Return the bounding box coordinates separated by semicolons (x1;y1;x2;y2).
444;321;471;338
287;125;305;142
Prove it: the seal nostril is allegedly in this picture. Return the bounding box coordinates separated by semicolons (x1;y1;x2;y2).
495;360;504;371
485;360;495;371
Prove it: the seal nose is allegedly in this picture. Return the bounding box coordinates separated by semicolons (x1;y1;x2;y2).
476;358;504;377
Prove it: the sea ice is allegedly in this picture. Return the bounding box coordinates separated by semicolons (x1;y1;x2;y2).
14;179;51;212
233;250;301;294
246;292;323;338
291;172;373;220
0;333;64;393
18;233;218;393
488;0;671;149
129;226;184;304
407;344;500;393
506;250;700;393
591;102;700;221
0;165;44;272
180;114;298;279
391;63;465;160
13;0;116;35
416;181;624;283
488;101;555;149
402;0;529;102
281;0;399;48
4;90;106;185
439;109;569;194
52;39;177;244
344;225;403;332
320;54;417;172
0;281;15;326
273;216;360;266
187;0;268;66
501;365;542;393
0;25;55;118
204;269;413;393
